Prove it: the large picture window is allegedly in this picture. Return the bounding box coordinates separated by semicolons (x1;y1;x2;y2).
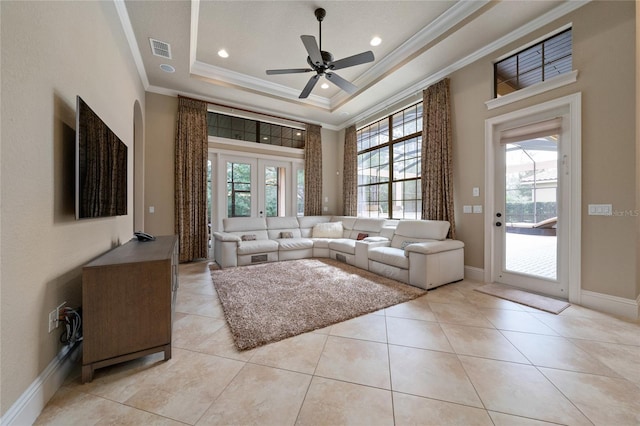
357;102;422;219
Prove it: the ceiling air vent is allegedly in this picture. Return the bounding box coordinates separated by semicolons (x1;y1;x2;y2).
149;38;172;59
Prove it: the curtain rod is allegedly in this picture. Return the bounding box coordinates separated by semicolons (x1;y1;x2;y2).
177;94;314;127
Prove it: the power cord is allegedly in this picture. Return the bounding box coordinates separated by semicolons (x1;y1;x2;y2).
59;307;83;346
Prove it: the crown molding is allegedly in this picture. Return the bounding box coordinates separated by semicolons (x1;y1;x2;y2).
190;0;200;67
113;0;149;89
190;61;331;110
188;0;489;111
330;0;490;106
339;0;591;129
145;85;341;131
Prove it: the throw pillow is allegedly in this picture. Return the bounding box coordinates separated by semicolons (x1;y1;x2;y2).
356;232;369;241
280;231;294;239
241;234;256;241
401;240;419;249
312;221;343;238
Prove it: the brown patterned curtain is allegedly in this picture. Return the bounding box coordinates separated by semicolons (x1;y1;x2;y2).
342;125;357;216
422;78;456;239
304;124;323;215
175;97;209;262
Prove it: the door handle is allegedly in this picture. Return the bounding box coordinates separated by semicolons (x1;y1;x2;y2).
495;222;502;227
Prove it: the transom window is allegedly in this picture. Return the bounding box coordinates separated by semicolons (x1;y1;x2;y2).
494;28;572;97
207;112;305;148
357;102;422;219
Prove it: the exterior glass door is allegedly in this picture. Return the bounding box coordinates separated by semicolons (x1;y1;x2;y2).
494;128;567;298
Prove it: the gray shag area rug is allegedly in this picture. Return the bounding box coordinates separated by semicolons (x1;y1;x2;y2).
210;258;426;350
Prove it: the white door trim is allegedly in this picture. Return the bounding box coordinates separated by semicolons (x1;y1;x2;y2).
484;93;582;303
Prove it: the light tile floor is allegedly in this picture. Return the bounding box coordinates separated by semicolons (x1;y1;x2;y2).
36;261;640;425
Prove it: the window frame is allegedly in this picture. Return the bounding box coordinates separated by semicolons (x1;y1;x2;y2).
494;28;572;98
356;102;423;219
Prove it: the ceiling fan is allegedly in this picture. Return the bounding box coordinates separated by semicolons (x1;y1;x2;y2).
266;8;375;99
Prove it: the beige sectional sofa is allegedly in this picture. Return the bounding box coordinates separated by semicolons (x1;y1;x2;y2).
212;215;464;290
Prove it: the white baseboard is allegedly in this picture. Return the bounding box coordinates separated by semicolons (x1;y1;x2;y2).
464;265;485;282
0;343;80;426
580;290;639;320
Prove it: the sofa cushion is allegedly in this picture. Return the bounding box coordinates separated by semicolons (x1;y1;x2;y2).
400;240;420;249
331;216;357;237
391;235;430;249
328;238;356;255
394;220;450;240
310;238;332;248
298;216;331;237
266;216;302;240
237;239;279;255
266;216;299;229
368;247;410;269
223;217;267;232
312;221;343;238
278;238;314;251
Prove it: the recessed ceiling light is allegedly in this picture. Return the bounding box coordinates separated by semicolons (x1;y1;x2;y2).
159;64;175;73
320;83;329;89
370;36;382;47
263;137;269;140
218;49;229;58
296;132;302;136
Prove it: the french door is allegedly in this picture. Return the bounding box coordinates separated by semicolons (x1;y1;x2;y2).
211;152;303;232
486;94;581;301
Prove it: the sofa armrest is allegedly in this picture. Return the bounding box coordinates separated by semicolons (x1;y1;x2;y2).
404;239;464;256
212;231;241;243
363;236;389;243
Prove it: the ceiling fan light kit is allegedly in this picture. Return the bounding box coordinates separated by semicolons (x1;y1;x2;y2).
265;8;375;99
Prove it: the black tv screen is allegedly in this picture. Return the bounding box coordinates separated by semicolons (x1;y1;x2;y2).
76;96;127;219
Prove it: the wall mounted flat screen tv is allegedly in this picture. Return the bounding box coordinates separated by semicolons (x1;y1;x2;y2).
76;96;127;219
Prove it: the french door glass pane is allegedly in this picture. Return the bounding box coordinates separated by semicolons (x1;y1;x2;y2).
227;162;251;217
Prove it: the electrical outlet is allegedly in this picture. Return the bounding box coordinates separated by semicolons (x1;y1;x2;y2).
48;309;57;333
48;302;66;333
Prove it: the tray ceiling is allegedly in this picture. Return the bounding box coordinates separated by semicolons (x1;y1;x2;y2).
120;0;586;128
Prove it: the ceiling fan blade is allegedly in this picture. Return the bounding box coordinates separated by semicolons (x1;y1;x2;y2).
301;35;324;66
299;74;320;99
325;72;358;94
330;51;375;71
266;68;312;75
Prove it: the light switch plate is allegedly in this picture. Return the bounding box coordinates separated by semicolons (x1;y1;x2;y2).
473;205;483;214
588;204;612;215
463;205;472;214
473;187;480;197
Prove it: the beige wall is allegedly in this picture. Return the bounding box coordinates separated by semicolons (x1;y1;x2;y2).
144;92;177;236
0;0;145;416
449;1;637;299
